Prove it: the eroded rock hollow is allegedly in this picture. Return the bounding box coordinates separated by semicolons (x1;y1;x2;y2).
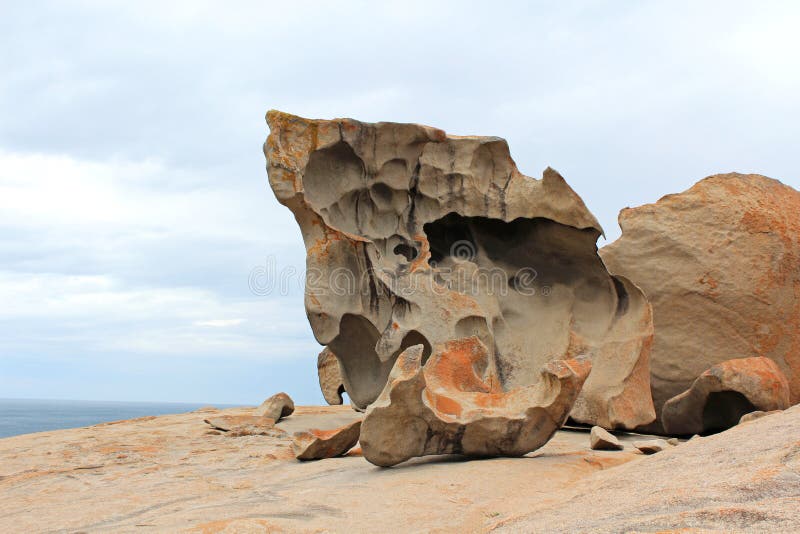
265;110;656;430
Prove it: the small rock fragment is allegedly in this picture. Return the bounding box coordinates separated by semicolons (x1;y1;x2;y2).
292;420;362;461
739;410;782;424
634;439;669;454
590;426;623;451
254;392;295;421
666;437;680;446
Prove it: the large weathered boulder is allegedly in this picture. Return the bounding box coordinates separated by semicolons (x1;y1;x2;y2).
359;337;592;467
317;347;345;405
601;173;800;430
264;110;655;430
662;357;791;435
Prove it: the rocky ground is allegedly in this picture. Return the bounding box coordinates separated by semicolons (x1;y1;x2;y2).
1;405;798;533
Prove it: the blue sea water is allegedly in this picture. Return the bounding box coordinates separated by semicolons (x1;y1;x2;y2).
0;398;225;438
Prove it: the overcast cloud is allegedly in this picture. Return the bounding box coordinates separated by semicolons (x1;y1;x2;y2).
1;1;798;404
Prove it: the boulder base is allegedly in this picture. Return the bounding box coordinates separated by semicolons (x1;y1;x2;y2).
662;357;791;435
360;337;592;467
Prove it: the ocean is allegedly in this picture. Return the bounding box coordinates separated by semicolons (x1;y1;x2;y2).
0;398;224;439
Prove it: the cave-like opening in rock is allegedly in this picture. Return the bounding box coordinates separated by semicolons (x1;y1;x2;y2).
702;391;757;434
393;243;419;262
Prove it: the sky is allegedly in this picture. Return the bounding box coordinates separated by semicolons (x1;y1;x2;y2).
1;1;798;405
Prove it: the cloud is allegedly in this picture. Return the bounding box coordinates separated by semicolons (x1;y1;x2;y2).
0;0;798;403
0;270;313;356
195;319;245;328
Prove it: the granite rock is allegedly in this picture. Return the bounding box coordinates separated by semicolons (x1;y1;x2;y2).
359;337;592;467
601;174;800;430
265;110;655;430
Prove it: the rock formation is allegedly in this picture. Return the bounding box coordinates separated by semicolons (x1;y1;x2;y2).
264;110;655;430
317;347;345;405
292;420;362;460
359;337;592;466
661;357;791;435
601;174;800;430
254;392;295;421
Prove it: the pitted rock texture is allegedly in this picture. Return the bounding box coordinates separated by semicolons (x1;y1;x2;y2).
661;357;791;435
317;347;345;405
254;392;294;421
264;110;655;430
359;337;592;467
601;174;800;430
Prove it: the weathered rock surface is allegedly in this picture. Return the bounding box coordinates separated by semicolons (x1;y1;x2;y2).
498;405;800;533
601;173;800;430
634;439;670;454
0;405;656;532
265;110;655;430
590;426;623;450
204;415;274;431
359;337;592;466
739;409;782;424
3;405;798;532
317;347;345;405
662;357;791;435
292;420;362;460
253;392;294;421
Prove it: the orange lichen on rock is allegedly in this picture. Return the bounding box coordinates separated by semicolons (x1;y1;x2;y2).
292;420;362;461
602;173;800;431
359;338;592;466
